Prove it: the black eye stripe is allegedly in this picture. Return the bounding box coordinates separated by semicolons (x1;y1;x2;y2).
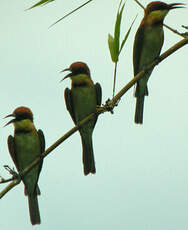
148;3;168;13
16;113;33;122
72;67;90;76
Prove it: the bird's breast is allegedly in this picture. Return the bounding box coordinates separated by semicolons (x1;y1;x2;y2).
71;86;97;122
139;25;164;69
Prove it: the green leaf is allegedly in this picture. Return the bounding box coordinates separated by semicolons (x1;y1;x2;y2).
49;0;93;27
114;1;125;58
108;0;126;63
114;1;126;61
28;0;55;10
108;34;118;63
119;15;137;55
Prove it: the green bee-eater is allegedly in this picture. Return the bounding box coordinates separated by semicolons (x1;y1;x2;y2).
133;1;184;124
61;62;102;175
5;106;45;225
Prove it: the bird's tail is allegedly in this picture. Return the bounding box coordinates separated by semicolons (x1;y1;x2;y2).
81;133;96;175
134;84;148;124
135;96;145;124
28;194;41;225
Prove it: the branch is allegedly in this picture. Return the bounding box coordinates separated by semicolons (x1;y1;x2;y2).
0;165;18;184
1;36;187;198
134;0;144;10
0;179;20;199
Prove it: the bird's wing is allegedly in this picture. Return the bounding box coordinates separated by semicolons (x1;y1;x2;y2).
64;88;76;124
92;83;102;127
133;23;145;75
37;129;45;176
37;129;45;154
95;83;102;106
7;135;19;171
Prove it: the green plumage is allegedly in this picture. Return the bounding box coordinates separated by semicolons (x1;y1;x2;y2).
133;19;164;124
133;0;184;123
132;0;186;124
64;64;102;175
8;127;45;225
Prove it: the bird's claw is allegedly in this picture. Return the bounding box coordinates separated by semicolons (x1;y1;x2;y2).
3;165;19;179
155;56;162;65
37;153;43;161
76;121;82;129
104;99;114;114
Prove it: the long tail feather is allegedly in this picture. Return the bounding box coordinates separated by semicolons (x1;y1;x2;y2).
135;96;145;124
28;195;41;225
81;133;95;175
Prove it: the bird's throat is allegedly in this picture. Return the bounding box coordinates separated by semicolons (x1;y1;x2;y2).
14;119;36;133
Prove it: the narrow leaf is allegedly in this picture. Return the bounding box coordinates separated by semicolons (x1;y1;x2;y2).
108;34;118;63
113;2;126;61
27;0;55;10
49;0;93;27
119;15;137;55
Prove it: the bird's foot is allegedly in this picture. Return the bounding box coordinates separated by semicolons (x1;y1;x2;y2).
37;153;44;162
103;98;120;114
155;56;162;65
4;165;18;177
76;121;82;130
103;99;114;114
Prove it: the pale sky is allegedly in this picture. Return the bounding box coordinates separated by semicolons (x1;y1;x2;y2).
0;0;188;229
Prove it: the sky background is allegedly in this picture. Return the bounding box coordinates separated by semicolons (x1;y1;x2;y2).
0;0;188;229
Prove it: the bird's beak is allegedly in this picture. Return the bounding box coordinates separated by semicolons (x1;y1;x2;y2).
168;3;185;9
4;114;15;127
59;68;72;82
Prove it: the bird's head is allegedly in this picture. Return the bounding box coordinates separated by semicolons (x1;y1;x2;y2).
60;62;91;82
4;107;34;130
144;1;185;24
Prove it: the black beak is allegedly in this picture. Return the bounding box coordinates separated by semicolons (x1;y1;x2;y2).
168;3;185;9
4;114;15;127
59;68;72;82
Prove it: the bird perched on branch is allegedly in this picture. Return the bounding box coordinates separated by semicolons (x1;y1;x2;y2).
61;62;102;175
5;106;45;225
133;1;184;124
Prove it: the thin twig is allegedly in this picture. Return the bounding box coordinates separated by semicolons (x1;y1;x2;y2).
0;179;21;199
182;25;188;30
0;177;14;184
0;165;19;184
112;62;118;98
164;24;185;37
134;0;144;9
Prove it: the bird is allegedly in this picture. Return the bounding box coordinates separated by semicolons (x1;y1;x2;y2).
61;62;102;175
5;106;45;225
133;1;184;124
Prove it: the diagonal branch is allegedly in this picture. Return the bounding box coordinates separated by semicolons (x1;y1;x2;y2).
0;178;21;198
0;36;187;198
